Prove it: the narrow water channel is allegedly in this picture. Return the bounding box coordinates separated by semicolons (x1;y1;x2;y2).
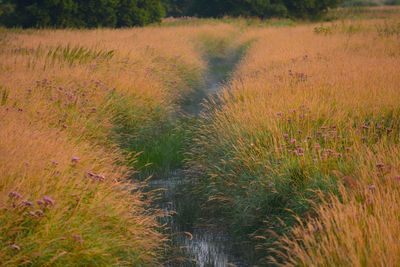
148;174;246;266
147;52;248;266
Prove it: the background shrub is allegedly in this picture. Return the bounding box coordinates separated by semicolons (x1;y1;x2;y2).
0;0;164;28
161;0;340;20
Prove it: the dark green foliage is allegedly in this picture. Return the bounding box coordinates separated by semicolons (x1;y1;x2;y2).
283;0;342;19
187;0;288;18
0;0;13;16
162;0;341;19
341;0;379;7
0;0;164;28
161;0;192;17
385;0;400;5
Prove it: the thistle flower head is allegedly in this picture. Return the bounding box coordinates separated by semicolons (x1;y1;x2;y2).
35;209;44;216
9;191;22;199
11;244;20;251
43;196;55;206
376;163;384;169
368;185;375;192
86;171;95;177
22;200;33;207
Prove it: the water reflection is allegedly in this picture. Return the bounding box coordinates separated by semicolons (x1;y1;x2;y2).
148;175;246;267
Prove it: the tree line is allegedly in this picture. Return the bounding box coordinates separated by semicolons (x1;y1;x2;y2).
0;0;165;28
162;0;342;19
0;0;342;28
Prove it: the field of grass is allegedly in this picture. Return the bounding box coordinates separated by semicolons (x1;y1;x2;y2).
0;24;247;265
187;9;400;265
1;6;400;266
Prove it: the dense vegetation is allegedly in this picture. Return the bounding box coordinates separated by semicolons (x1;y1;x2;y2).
341;0;400;6
1;0;400;29
0;0;164;28
0;23;213;265
2;4;400;266
162;0;342;19
185;9;400;264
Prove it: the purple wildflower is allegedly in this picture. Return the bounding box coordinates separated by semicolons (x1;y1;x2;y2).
86;171;95;177
368;185;375;192
376;163;385;169
9;191;22;199
35;210;44;216
71;234;83;243
22;200;33;207
11;244;20;251
43;196;55;206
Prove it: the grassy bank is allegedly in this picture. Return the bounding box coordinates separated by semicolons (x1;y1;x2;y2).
0;23;253;265
187;17;400;264
0;26;209;265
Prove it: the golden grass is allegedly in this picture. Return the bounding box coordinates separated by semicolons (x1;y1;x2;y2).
189;18;400;264
0;109;163;265
2;13;399;265
0;24;241;265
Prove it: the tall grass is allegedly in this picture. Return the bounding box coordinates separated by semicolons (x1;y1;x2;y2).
0;23;257;264
0;25;239;265
2;14;399;265
187;18;400;264
0;111;163;265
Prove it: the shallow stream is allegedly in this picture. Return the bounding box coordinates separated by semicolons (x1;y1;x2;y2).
148;175;246;267
147;52;248;266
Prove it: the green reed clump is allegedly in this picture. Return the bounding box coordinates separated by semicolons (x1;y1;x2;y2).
44;44;114;66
